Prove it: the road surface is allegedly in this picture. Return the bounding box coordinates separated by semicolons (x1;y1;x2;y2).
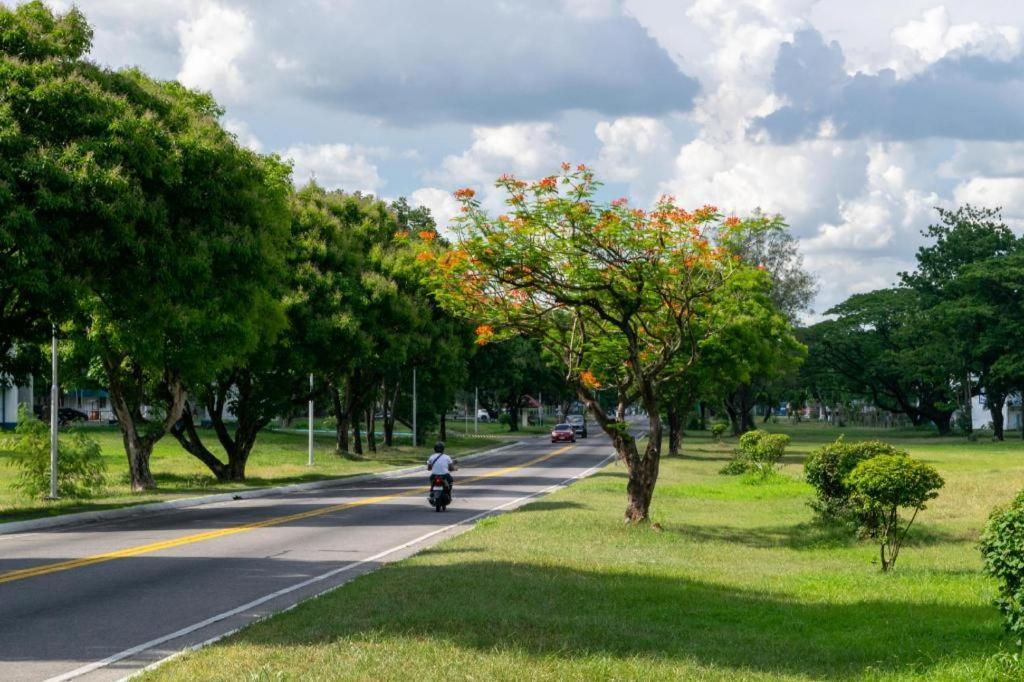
0;432;616;681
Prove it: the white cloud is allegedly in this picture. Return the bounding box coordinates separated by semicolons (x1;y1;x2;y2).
891;6;1022;73
435;123;570;186
224;118;262;152
281;144;383;194
410;188;462;238
594;116;673;184
954;177;1024;218
176;3;254;102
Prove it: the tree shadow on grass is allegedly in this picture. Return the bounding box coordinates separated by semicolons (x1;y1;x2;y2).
227;559;1001;679
663;520;963;551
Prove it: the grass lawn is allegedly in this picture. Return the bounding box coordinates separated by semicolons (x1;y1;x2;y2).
0;426;511;524
144;422;1024;681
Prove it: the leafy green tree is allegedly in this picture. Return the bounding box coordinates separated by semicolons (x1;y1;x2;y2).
811;288;958;434
432;166;759;522
847;455;944;571
468;338;566;432
804;437;907;521
902;205;1020;435
0;3;100;372
0;2;292;489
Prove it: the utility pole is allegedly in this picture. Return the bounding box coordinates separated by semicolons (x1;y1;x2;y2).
412;367;417;448
539;391;543;427
307;373;314;467
49;327;58;499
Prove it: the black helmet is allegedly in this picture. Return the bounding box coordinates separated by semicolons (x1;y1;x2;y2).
433;441;446;453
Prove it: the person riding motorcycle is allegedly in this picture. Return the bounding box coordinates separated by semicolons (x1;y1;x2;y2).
426;441;456;495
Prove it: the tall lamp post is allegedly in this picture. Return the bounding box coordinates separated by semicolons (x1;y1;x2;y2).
48;326;58;499
412;367;417;448
307;373;314;467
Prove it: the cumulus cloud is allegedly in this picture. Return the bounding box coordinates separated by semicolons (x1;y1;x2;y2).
176;2;254;102
757;27;1024;142
410;188;462;238
281;144;383;194
891;6;1022;73
594;116;673;185
253;0;698;125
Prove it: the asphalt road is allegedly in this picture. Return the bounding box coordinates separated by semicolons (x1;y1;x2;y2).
0;432;617;681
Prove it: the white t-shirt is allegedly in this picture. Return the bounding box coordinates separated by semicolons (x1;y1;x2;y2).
428;453;453;475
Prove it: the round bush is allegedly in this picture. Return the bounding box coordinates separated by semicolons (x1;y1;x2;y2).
804;437;907;520
1;408;106;499
980;490;1024;651
847;454;944;571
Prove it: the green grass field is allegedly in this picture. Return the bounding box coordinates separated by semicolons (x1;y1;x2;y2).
0;426;510;524
144;422;1024;681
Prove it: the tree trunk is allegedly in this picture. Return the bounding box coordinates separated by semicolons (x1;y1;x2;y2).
103;355;186;491
366;407;377;452
667;403;682;457
580;382;661;524
171;403;229;481
508;402;520;432
352;417;363;455
331;383;350;454
439;413;447;441
698;401;706;431
989;394;1006;441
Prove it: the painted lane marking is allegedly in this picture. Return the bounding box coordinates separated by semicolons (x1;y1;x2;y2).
0;445;575;586
49;453;616;682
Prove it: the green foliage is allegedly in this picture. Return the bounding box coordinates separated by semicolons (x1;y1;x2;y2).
980;490;1024;651
847;455;944;571
710;421;728;440
804;436;908;521
1;408;105;498
720;430;789;478
742;430;790;478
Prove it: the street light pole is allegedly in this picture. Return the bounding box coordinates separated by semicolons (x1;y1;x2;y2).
412;368;417;448
49;327;58;499
474;387;478;434
307;373;314;467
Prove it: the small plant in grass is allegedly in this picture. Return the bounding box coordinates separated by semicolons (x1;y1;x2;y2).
1;407;106;499
980;489;1024;653
804;437;907;522
720;430;790;478
710;421;728;442
847;455;944;571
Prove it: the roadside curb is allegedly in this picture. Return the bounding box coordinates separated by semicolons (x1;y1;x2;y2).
0;440;528;537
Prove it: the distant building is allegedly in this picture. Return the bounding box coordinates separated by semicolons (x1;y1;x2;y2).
0;377;33;429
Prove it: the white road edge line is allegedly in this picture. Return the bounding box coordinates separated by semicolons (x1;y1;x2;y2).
42;451;617;682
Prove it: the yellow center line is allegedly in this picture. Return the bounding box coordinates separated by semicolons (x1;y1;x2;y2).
0;444;575;586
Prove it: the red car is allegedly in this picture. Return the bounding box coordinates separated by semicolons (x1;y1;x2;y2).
551;423;576;443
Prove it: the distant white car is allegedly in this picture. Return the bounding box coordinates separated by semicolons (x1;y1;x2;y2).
476;409;491;422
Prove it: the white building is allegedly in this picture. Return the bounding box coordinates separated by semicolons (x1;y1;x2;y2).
0;378;32;429
971;392;1023;432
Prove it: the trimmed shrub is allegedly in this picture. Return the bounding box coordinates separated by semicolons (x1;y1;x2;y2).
720;430;790;478
804;437;908;521
847;455;944;571
1;408;106;499
710;421;728;441
980;490;1024;652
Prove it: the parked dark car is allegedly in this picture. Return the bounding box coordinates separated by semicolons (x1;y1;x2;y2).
566;414;587;438
58;408;88;426
550;423;576;443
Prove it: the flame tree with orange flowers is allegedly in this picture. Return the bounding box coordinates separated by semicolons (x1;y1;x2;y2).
430;164;776;523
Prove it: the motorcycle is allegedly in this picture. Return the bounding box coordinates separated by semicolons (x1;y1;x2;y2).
428;475;452;512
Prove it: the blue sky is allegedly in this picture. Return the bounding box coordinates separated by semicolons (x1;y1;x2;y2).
45;0;1024;314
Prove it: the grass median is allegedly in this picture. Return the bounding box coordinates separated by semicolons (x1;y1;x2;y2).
0;426;510;524
143;422;1024;681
